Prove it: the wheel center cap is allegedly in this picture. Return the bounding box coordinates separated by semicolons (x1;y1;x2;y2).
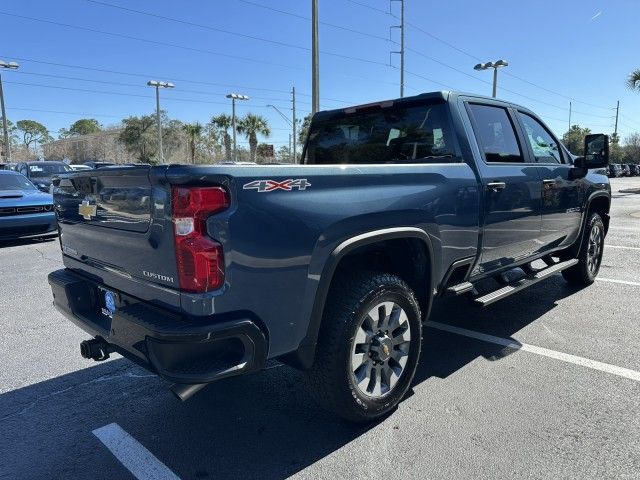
371;335;393;362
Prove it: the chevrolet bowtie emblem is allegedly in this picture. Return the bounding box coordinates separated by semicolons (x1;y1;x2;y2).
78;200;97;220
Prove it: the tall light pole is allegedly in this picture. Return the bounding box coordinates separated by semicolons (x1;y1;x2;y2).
226;93;249;161
473;60;508;98
0;60;19;163
311;0;319;115
147;80;174;163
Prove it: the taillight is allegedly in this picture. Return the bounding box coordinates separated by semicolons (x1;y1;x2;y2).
171;186;229;293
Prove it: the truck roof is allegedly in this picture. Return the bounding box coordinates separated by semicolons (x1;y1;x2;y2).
313;90;532;119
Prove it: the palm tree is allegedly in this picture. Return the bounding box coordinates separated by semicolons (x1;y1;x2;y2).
209;114;233;160
182;122;203;164
627;69;640;91
236;113;271;162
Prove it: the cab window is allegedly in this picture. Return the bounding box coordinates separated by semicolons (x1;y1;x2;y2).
468;104;523;163
517;112;563;164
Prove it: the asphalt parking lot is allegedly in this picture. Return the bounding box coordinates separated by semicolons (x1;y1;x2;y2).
1;178;639;480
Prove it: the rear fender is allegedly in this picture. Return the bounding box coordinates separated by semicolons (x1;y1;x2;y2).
285;227;435;370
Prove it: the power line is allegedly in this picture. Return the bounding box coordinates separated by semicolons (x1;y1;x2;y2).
7;107;122;119
12;70;311;105
4;80;294;110
79;2;392;68
348;1;616;111
345;0;396;17
236;0;396;43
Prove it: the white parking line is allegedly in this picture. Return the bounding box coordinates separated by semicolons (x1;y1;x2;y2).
93;423;180;480
597;277;640;287
606;245;640;251
425;321;640;383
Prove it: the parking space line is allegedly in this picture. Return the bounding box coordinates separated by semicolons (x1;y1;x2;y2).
425;321;640;383
597;277;640;287
606;245;640;251
93;423;180;480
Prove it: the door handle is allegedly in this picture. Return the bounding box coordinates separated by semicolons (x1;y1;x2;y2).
486;181;506;192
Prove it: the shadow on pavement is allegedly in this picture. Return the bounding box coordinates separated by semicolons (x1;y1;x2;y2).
0;276;583;480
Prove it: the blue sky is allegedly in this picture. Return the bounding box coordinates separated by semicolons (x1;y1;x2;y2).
1;0;640;149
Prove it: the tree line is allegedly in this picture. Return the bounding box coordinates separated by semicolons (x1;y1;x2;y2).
0;111;311;165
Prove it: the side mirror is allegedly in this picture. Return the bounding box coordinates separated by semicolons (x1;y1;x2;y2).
582;133;609;169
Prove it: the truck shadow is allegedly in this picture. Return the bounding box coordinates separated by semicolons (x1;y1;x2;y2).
1;276;584;480
0;236;57;249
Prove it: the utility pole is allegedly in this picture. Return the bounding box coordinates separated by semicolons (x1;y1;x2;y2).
614;100;620;137
292;86;297;163
568;101;572;133
311;0;319;115
226;93;249;161
146;80;175;163
390;0;405;97
0;60;19;163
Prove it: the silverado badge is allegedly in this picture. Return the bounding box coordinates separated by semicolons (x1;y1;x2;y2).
78;200;97;220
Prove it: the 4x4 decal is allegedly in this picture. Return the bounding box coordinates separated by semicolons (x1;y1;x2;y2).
243;179;311;192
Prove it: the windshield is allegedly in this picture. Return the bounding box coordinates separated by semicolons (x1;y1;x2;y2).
304;101;458;164
0;174;37;191
28;163;71;177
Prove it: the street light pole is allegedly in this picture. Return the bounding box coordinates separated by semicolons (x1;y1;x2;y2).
147;80;175;163
227;93;249;161
292;86;297;163
0;60;19;163
473;60;509;98
267;103;295;162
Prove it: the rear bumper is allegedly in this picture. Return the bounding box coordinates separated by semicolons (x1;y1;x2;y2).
0;212;57;240
48;268;268;384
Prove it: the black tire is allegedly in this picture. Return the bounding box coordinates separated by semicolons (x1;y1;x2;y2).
562;212;605;285
306;271;422;423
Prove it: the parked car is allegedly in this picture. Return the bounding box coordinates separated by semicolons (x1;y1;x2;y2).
13;161;72;192
69;164;92;172
621;164;631;176
83;161;115;169
0;170;57;240
628;164;640;176
48;91;611;422
608;164;621;177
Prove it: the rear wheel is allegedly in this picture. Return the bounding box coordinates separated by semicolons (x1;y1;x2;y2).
306;271;422;423
562;212;605;285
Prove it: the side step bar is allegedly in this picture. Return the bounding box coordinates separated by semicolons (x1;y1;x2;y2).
446;281;474;295
474;258;578;307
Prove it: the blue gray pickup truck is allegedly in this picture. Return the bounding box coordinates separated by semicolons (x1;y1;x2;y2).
48;91;611;422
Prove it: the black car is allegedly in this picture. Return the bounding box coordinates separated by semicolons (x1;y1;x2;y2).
608;164;622;177
84;161;115;169
628;164;640;176
14;161;72;192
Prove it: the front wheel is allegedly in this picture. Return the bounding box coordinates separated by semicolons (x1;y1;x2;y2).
306;271;422;423
562;212;605;285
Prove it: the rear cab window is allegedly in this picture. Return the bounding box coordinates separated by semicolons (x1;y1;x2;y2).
467;103;524;163
304;100;460;164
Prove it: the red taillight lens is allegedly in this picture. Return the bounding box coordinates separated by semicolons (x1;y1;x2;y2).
171;186;229;293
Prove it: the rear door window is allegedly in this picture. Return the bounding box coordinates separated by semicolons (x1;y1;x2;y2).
304;102;459;164
468;104;523;163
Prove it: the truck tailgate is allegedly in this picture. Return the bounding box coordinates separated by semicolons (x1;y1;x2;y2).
53;166;180;305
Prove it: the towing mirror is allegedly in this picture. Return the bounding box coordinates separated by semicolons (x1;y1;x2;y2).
580;133;609;169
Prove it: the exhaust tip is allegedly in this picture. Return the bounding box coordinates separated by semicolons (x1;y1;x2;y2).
170;383;208;402
80;338;112;361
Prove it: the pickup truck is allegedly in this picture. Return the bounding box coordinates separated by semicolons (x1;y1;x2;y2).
48;91;611;422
